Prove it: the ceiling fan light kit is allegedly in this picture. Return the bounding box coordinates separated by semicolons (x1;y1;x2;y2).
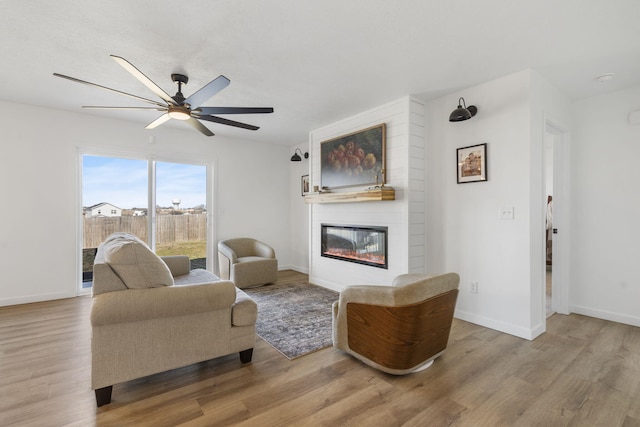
168;105;191;120
53;55;274;136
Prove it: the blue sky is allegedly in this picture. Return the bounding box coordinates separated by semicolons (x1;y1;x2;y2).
83;155;206;209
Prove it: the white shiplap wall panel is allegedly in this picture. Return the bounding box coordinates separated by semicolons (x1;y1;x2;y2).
309;96;426;289
408;97;426;273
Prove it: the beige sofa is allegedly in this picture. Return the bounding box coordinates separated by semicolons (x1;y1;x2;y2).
218;238;278;288
332;273;459;375
91;232;257;406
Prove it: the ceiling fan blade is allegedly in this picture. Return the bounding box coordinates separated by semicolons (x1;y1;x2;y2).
83;106;167;111
110;55;178;106
187;118;214;136
195;107;274;115
145;113;172;129
197;115;259;131
184;75;230;109
53;73;166;107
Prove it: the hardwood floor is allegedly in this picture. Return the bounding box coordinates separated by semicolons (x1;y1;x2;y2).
1;271;640;426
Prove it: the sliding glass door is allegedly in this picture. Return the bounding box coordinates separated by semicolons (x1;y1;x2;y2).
81;155;208;290
155;161;207;269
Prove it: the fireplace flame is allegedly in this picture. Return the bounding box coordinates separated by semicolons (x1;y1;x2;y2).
323;249;386;265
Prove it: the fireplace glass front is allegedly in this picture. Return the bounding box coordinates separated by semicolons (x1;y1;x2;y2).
321;224;388;269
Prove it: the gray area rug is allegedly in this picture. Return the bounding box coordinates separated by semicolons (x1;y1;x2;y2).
243;282;339;359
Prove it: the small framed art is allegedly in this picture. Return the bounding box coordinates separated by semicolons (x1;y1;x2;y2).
301;175;310;196
457;143;487;183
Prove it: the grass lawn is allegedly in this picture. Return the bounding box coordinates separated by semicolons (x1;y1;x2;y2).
156;240;207;259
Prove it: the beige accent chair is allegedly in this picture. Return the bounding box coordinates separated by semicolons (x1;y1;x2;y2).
332;273;459;375
91;232;257;406
218;238;278;288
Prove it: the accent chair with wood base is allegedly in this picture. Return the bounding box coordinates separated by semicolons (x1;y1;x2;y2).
332;273;459;375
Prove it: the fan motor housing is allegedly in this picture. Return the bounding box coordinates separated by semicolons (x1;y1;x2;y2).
171;74;188;85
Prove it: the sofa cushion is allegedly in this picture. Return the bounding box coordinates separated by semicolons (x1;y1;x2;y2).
102;232;174;289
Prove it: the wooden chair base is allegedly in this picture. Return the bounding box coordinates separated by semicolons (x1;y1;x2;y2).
346;289;458;371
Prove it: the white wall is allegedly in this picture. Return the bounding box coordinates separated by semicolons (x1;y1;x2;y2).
569;84;640;326
308;96;425;290
425;69;570;339
289;143;310;273
0;101;291;306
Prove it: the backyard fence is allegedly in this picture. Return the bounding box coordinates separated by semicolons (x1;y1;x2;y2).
83;214;207;248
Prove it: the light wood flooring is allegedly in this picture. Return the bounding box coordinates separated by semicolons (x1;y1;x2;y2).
1;270;640;426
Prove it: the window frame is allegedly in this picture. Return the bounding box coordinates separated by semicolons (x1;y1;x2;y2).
76;148;216;295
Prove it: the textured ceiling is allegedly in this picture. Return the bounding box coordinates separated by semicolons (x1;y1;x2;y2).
1;0;639;145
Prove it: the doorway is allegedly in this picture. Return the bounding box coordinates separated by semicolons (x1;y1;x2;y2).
544;132;554;317
544;119;570;318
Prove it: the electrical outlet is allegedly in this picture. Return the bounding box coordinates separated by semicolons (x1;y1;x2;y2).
470;282;478;294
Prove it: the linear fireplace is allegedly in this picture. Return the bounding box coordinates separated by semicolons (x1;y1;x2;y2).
321;224;388;269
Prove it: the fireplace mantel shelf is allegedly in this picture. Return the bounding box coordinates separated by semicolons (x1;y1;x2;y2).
304;187;395;204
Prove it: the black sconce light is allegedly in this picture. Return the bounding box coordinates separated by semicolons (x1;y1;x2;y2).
449;97;478;122
290;148;309;162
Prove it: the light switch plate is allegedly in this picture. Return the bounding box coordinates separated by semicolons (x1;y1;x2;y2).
499;206;515;220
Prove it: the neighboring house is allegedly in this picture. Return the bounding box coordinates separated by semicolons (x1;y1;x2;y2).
85;202;122;218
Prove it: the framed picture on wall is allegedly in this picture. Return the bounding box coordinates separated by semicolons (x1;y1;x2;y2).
320;123;386;189
301;175;310;196
457;143;488;183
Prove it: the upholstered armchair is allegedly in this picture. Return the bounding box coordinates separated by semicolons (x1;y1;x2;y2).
332;273;459;375
218;238;278;289
91;233;257;406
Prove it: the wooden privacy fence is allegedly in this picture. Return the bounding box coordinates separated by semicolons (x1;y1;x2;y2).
83;214;206;248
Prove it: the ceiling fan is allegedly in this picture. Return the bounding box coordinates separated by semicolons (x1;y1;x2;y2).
53;55;274;136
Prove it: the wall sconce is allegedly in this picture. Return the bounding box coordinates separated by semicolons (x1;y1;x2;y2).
449;97;478;122
290;148;309;162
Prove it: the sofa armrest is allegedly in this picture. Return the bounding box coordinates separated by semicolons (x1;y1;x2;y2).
339;285;398;307
218;242;238;263
254;241;275;258
218;252;232;280
161;255;191;277
91;281;237;326
92;263;128;295
232;288;258;326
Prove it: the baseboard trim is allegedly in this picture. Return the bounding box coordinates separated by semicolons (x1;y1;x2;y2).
307;276;344;293
454;309;538;340
279;265;309;275
570;304;640;328
0;290;77;307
